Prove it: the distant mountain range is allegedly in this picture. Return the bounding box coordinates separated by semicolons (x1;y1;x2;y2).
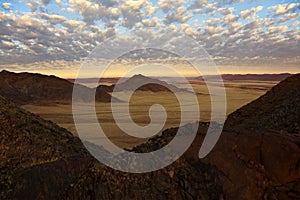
70;73;294;84
0;70;118;104
200;73;293;81
97;74;188;93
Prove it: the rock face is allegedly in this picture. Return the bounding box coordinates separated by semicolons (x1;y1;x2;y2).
128;121;300;200
0;96;93;199
0;95;222;200
61;159;222;200
203;130;300;200
0;70;116;104
97;74;188;93
225;74;300;133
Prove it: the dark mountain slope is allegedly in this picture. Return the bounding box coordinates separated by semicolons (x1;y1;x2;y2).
0;70;116;104
0;95;222;200
0;95;93;199
225;74;300;133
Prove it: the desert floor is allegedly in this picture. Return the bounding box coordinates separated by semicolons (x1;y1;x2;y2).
23;80;278;149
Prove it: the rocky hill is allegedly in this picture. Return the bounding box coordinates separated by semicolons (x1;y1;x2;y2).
0;70;116;104
97;74;188;93
225;74;300;133
0;95;222;200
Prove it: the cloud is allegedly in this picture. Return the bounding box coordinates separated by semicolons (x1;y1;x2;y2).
25;0;52;11
121;0;146;10
37;13;67;24
180;24;199;36
164;6;192;24
146;3;158;16
120;0;146;28
218;7;234;15
26;1;39;11
188;0;209;10
290;21;300;27
216;0;242;6
268;26;288;34
244;20;261;30
270;3;300;16
2;2;11;10
158;0;176;13
142;17;159;27
230;22;242;29
240;6;263;19
0;40;17;49
69;0;121;24
205;26;224;34
203;3;219;15
0;11;117;65
41;0;52;5
278;13;300;23
223;13;239;23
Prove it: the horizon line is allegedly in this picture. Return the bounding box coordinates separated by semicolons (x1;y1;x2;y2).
0;69;296;79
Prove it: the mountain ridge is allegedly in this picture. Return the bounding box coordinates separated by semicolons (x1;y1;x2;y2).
200;73;293;81
0;70;119;104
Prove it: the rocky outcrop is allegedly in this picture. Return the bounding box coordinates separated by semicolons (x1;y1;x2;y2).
203;130;300;199
61;159;222;200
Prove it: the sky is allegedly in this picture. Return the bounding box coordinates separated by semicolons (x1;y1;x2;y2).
0;0;299;78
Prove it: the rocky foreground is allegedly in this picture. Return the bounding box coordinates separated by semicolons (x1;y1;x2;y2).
0;74;299;199
0;96;222;200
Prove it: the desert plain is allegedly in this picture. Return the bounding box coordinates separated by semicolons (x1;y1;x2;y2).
22;79;278;149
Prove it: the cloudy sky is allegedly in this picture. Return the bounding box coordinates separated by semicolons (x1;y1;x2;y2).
0;0;299;78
